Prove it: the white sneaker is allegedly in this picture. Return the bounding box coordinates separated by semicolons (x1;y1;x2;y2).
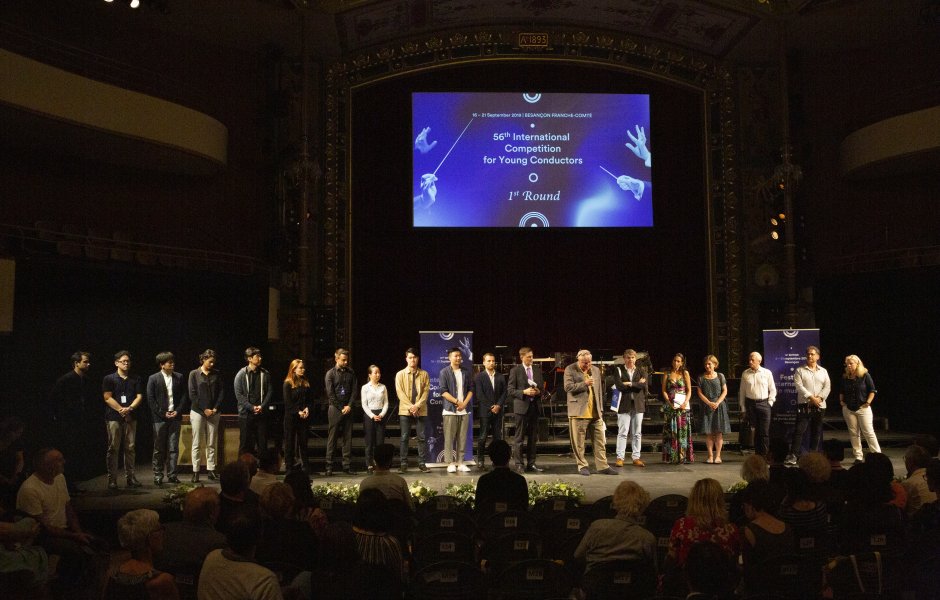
457;464;471;472
784;454;798;466
447;464;457;473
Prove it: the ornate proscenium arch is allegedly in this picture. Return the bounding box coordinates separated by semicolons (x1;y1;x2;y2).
323;27;744;369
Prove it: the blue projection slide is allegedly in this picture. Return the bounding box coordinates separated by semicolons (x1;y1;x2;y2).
412;92;652;228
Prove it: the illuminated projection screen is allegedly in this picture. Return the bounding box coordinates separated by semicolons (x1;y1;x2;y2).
412;92;652;228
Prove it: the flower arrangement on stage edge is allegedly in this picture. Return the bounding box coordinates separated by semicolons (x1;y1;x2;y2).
409;480;438;505
443;482;477;509
527;480;586;506
311;482;360;504
162;482;203;511
726;480;748;493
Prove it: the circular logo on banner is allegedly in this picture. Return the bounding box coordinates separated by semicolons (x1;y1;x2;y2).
783;330;800;338
519;212;549;227
439;332;454;341
523;93;542;104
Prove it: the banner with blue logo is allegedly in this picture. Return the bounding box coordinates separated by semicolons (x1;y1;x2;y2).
420;331;474;465
763;329;821;447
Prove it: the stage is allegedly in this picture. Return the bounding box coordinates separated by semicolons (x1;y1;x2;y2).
71;434;912;516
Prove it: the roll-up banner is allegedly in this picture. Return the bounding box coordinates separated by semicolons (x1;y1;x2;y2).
420;331;474;466
763;329;821;449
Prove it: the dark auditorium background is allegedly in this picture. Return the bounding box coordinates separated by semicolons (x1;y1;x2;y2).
1;0;938;451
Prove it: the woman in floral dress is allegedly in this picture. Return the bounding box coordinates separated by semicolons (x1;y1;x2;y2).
661;353;694;463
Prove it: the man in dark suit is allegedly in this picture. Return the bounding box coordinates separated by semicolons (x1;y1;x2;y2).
474;352;507;470
508;346;544;473
147;351;187;486
611;349;648;467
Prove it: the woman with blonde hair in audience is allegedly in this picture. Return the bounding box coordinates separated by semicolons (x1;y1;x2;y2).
839;355;880;463
106;509;178;599
667;478;740;567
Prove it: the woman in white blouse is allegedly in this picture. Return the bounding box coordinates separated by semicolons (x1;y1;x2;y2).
361;365;389;473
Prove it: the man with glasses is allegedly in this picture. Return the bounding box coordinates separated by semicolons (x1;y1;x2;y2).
789;346;830;464
103;351;143;489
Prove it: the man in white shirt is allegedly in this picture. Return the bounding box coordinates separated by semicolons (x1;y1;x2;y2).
738;352;776;457
789;346;830;465
199;507;283;600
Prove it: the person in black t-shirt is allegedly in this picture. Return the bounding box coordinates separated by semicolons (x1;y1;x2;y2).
102;351;143;489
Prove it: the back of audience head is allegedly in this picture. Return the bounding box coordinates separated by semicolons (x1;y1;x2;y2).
849;454;893;505
355;487;390;533
822;439;845;464
741;454;769;483
798;452;831;483
687;478;728;526
487;439;511;467
913;434;939;458
220;462;250;497
741;479;779;515
224;506;263;556
284;469;315;508
258;448;281;474
238;453;259;479
785;469;817;504
612;480;651;518
117;509;162;555
373;443;395;470
905;444;932;475
685;541;736;596
0;416;25;442
318;522;360;571
183;487;221;525
260;482;295;520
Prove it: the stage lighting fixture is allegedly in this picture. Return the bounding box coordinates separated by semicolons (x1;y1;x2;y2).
130;0;140;7
778;213;786;220
770;218;779;226
771;231;779;240
104;0;114;3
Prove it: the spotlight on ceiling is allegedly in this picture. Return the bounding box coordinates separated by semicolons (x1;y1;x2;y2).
130;0;140;7
771;231;779;240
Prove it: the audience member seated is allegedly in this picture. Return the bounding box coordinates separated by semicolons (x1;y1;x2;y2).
359;444;414;511
283;469;316;513
729;454;771;524
250;449;281;497
665;479;740;597
574;480;655;572
216;462;259;539
0;417;26;511
901;444;937;516
667;477;740;567
0;511;49;594
15;448;95;588
909;458;940;551
778;469;829;535
199;506;283;600
822;439;851;493
797;450;844;520
866;451;907;510
838;456;907;554
154;487;226;576
256;482;319;572
105;509;178;599
683;541;737;599
740;479;795;587
291;522;368;600
769;437;795;488
473;440;528;516
352;488;405;583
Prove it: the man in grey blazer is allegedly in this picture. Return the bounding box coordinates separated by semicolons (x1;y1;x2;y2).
147;351;187;486
564;349;617;476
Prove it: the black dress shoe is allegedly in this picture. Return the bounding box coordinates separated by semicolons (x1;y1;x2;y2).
167;476;180;484
397;465;407;473
127;477;143;488
325;469;333;477
107;479;118;490
418;464;431;473
191;472;200;483
207;470;218;481
343;468;357;475
154;478;163;487
525;464;544;473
